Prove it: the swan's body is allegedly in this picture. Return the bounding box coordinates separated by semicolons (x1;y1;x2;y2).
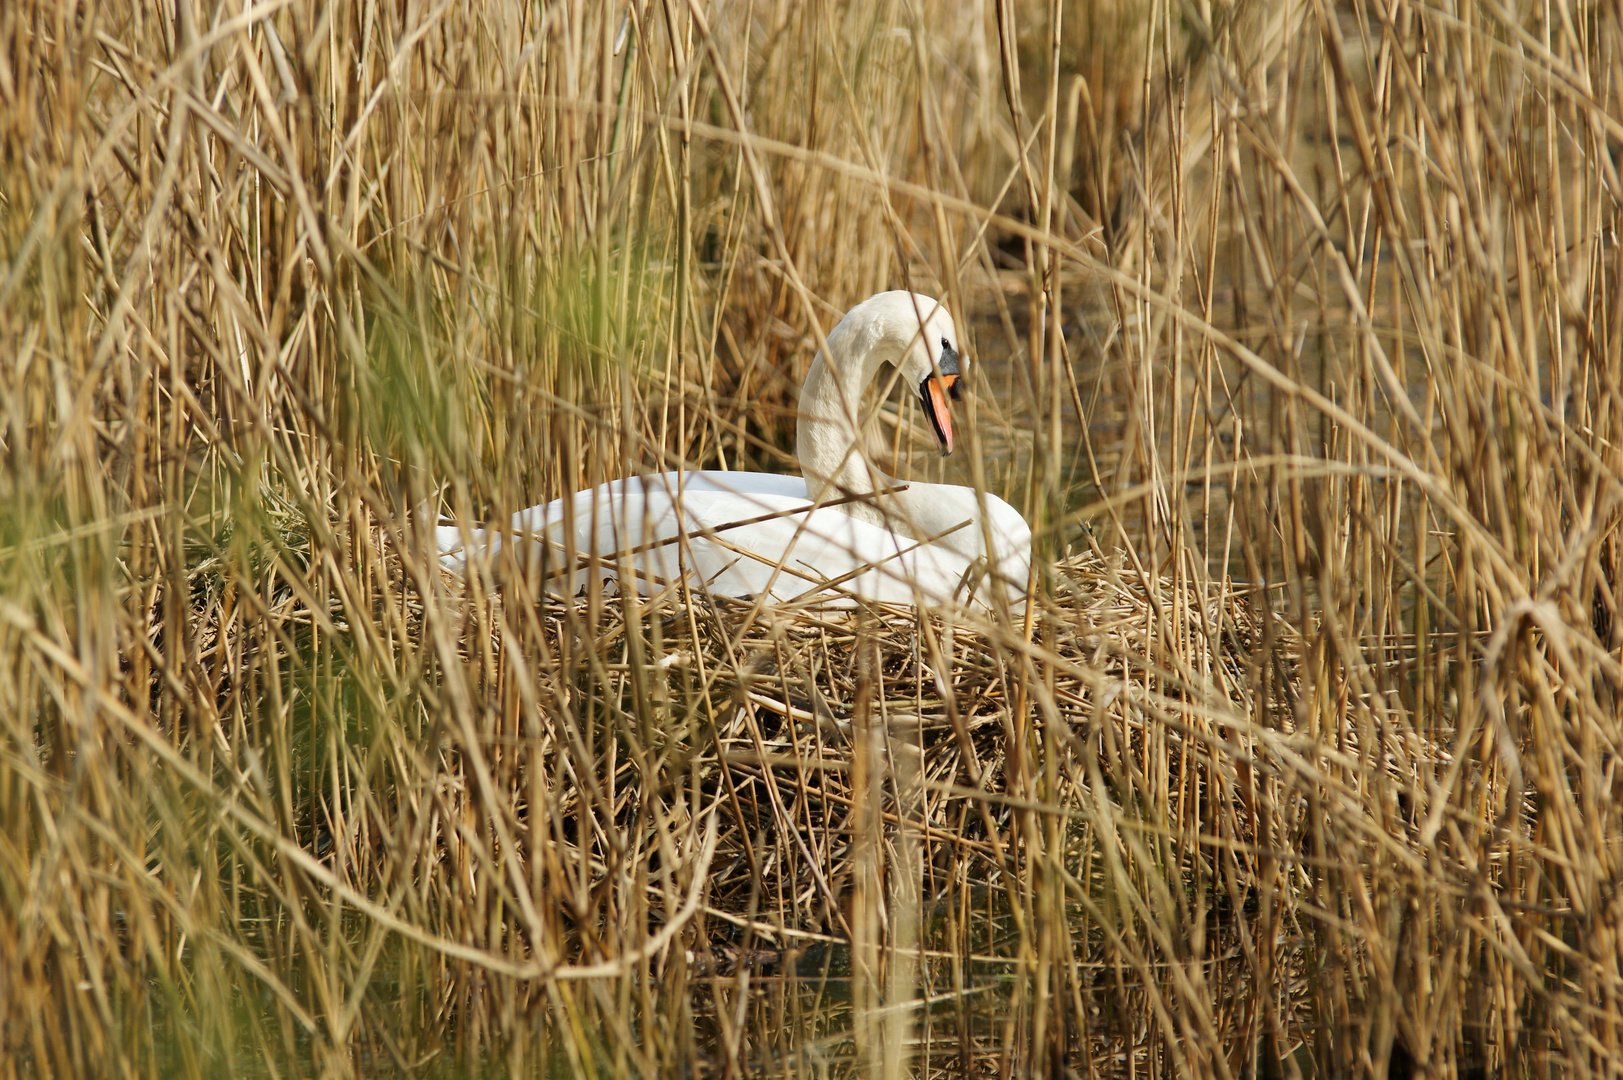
438;292;1031;607
437;469;1029;607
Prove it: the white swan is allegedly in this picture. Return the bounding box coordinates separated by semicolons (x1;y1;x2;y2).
437;292;1031;608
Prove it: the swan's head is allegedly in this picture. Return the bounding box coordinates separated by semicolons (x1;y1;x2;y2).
843;291;964;456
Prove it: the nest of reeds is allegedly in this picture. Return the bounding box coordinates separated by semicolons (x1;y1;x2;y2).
434;543;1286;975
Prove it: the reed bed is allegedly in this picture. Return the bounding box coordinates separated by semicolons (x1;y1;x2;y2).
1;0;1620;1077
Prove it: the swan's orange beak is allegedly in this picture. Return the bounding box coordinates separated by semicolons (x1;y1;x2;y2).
921;373;961;456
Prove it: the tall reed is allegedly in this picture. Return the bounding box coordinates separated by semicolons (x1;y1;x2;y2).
1;1;1619;1077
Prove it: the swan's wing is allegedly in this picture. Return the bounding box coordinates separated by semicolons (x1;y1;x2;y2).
442;470;1009;608
685;506;980;606
661;471;810;501
465;476;832;599
439;472;805;566
618;487;961;604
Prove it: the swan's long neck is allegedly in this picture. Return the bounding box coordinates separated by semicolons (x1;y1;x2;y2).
796;315;897;519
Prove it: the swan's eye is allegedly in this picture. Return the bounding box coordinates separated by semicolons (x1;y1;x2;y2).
941;337;950;352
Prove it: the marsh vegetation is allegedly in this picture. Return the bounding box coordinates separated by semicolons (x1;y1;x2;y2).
1;0;1620;1076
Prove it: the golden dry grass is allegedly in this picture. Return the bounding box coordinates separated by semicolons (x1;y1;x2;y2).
1;1;1621;1077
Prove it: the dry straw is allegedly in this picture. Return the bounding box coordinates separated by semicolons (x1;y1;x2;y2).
1;0;1620;1077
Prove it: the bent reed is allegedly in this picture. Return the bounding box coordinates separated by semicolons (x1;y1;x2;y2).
1;1;1620;1077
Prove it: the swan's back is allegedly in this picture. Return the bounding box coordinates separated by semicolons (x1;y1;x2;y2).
437;471;1029;608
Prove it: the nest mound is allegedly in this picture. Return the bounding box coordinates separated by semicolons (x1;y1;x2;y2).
445;546;1288;969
